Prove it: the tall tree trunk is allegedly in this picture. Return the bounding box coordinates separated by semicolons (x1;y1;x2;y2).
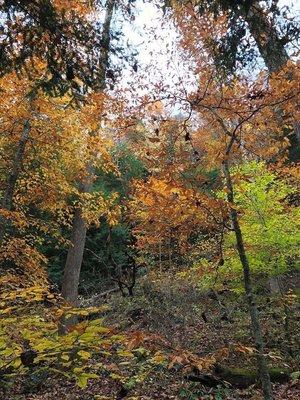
61;209;87;302
61;179;92;305
61;0;116;306
243;1;299;160
0;120;30;245
158;241;162;271
244;2;288;73
222;160;272;400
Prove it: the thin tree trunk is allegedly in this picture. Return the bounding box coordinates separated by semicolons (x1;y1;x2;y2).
61;0;116;307
168;236;172;268
98;0;116;89
159;241;162;271
0;120;30;245
222;160;272;400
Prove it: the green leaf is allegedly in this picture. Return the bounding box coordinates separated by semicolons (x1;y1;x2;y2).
77;375;88;388
117;350;134;358
77;373;99;388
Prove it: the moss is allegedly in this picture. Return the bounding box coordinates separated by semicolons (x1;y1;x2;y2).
215;365;290;388
215;366;256;387
268;367;291;383
292;287;300;297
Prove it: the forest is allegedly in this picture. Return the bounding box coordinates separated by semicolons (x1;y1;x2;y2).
0;1;299;399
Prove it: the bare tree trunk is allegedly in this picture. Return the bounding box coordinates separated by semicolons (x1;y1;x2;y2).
61;0;116;308
0;120;30;245
159;241;162;271
98;0;116;89
168;236;172;268
61;198;89;305
222;160;272;400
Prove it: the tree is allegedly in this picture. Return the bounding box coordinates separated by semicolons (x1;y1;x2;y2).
127;116;225;267
45;143;146;295
179;71;299;400
129;42;300;398
0;71;82;282
219;161;299;286
221;161;272;399
0;69;120;282
190;0;293;73
61;0;117;308
80;144;146;295
169;0;300;159
0;0;116;95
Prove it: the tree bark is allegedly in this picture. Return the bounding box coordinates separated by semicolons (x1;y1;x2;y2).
61;206;88;305
244;2;289;73
98;0;116;89
0;120;30;245
61;0;116;307
158;241;162;271
222;160;272;400
243;1;299;161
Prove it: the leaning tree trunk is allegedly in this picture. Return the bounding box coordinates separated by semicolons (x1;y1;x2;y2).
244;1;289;73
222;160;272;400
243;1;300;161
61;0;116;308
0;120;30;245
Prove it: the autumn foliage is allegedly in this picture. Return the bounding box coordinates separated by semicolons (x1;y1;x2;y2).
0;0;299;399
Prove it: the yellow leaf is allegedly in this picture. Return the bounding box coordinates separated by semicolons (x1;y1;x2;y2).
77;373;98;388
110;373;123;381
117;350;134;358
77;375;88;388
77;350;91;360
11;357;22;368
0;348;14;357
151;352;165;364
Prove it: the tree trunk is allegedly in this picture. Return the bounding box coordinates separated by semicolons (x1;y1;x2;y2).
168;236;172;268
60;0;116;307
159;241;162;271
222;160;272;400
61;206;88;305
243;1;299;160
61;162;95;307
244;2;289;73
98;0;116;88
0;120;30;245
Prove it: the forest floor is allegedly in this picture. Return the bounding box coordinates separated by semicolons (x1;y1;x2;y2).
3;270;300;400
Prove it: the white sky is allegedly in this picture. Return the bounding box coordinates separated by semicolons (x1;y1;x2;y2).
119;0;300;84
112;0;300;117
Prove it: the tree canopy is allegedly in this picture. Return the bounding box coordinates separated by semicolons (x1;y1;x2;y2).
0;1;299;399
